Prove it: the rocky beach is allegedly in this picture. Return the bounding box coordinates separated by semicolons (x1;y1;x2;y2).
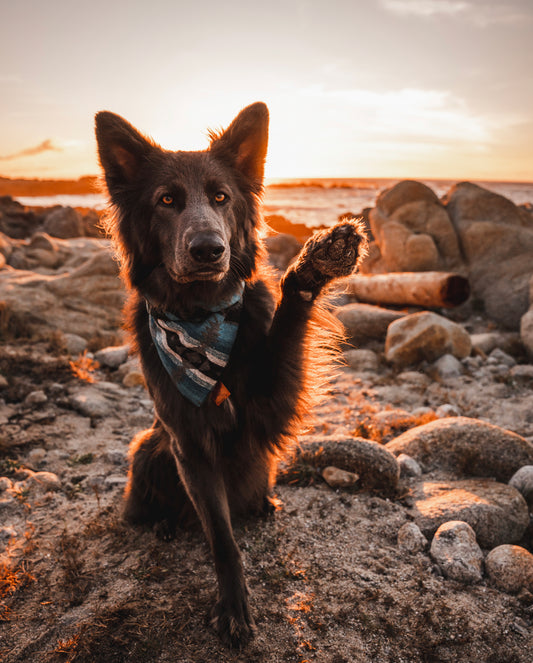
1;179;533;662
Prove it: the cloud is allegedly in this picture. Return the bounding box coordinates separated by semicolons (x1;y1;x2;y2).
0;139;62;161
380;0;532;25
381;0;470;17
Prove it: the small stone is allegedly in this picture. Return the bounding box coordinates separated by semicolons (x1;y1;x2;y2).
70;387;112;418
105;449;128;466
0;374;8;389
122;370;145;388
508;466;533;509
343;349;379;373
432;354;463;380
25;471;61;492
487;348;516;368
0;477;13;492
485;545;533;594
27;448;47;467
24;390;48;407
104;475;128;490
397;453;422;477
430;521;483;583
510;365;533;381
63;333;89;356
322;466;359;489
435;404;461;418
396;371;430;387
94;344;129;369
398;522;428;553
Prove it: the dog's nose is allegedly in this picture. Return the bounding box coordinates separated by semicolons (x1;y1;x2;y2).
188;234;226;264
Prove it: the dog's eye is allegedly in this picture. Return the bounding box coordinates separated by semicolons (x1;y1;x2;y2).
214;192;228;204
160;194;174;206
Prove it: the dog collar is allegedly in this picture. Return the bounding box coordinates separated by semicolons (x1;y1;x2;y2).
147;283;244;407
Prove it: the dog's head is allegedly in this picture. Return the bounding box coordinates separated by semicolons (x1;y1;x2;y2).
95;103;269;304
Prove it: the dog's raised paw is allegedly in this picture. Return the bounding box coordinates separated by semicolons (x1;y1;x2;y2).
285;219;367;298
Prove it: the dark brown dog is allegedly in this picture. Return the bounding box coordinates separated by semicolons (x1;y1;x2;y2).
95;102;365;647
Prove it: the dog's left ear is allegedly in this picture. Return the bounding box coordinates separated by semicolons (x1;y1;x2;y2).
210;102;269;186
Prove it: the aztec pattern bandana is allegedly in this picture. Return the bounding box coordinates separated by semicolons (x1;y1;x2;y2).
147;283;244;407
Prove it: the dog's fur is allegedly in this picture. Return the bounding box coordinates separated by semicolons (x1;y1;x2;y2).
95;102;365;647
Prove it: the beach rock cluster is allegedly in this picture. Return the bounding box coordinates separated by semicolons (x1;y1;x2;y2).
359;180;533;331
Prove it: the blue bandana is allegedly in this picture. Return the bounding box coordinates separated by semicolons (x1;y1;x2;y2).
147;284;244;407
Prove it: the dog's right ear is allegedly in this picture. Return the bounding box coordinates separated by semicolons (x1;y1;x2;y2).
95;112;153;188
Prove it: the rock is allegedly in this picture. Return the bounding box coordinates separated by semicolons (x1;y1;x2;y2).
264;233;302;270
82;209;102;238
94;344;129;369
0;477;13;492
397;453;422;477
24;471;61;492
444;182;533;329
487;348;516;368
386;417;533;481
510;364;533;381
0;197;40;238
105;449;128;466
343;348;379;372
485;545;533;593
43;206;84;238
292;435;400;492
435;404;461;418
364;181;463;274
430;521;483;583
470;332;522;357
336;303;405;343
322;466;359;489
104;475;128;490
23;390;48;407
27;448;47;467
431;354;463;380
385;312;472;367
70;386;113;418
520;308;533;359
508;466;533;509
410;480;529;548
0;239;124;339
396;371;430;388
397;522;428;553
122;370;146;388
63;333;89;356
0;231;13;262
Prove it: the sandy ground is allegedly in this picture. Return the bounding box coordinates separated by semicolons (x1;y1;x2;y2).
1;337;532;663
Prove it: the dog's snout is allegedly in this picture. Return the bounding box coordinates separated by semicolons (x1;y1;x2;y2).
188;234;226;264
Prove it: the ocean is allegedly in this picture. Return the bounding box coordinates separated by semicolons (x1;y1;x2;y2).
14;178;533;229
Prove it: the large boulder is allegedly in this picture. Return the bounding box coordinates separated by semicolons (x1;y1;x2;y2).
336;302;405;343
0;239;124;340
43;206;85;239
444;182;533;328
363;181;463;274
409;479;529;549
385;417;533;481
385;311;471;366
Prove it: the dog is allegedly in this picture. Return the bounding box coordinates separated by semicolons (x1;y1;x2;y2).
95;102;365;647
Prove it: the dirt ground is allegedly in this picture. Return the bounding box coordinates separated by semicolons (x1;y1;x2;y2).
1;337;532;663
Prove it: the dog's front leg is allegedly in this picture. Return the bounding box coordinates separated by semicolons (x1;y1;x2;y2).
176;451;255;648
269;219;366;359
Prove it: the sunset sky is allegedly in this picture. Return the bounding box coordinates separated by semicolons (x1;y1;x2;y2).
2;0;532;181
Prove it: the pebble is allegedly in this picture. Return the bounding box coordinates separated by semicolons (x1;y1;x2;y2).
510;364;533;381
397;522;428;553
27;448;47;467
485;545;533;594
63;333;89;356
105;449;128;466
396;371;430;387
122;370;145;388
0;477;13;492
322;466;359;489
435;403;461;418
432;354;463;380
24;390;48;407
508;465;533;509
70;387;113;418
343;349;379;373
487;348;516;368
94;344;130;369
430;521;484;583
397;453;422;477
24;471;61;492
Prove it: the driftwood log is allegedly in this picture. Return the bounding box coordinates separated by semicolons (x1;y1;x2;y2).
345;272;470;309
